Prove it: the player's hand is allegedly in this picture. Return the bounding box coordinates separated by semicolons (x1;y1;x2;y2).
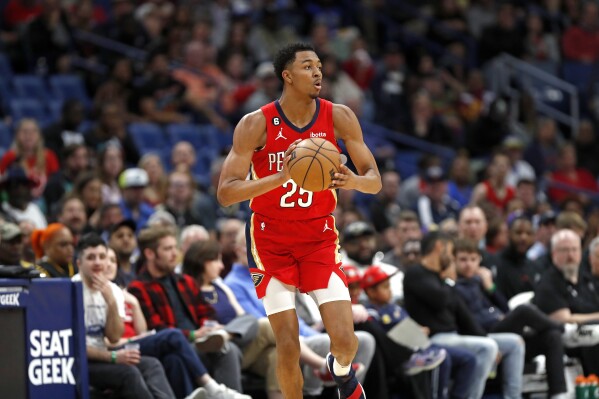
281;139;302;181
330;164;357;190
115;348;141;365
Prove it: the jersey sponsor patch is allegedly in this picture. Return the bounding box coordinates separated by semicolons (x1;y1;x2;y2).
251;272;265;287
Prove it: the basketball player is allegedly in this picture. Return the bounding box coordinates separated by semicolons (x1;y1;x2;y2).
217;43;381;399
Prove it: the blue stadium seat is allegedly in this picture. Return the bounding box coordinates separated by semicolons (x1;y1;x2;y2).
0;78;12;112
128;122;168;152
9;99;50;125
562;61;594;93
0;122;13;149
193;149;215;188
12;75;52;102
395;150;423;179
167;123;220;155
0;53;14;81
47;100;64;122
48;74;91;108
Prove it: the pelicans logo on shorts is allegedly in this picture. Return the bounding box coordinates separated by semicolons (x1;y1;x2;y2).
251;272;264;287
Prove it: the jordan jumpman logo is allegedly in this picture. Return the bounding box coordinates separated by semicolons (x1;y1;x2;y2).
323;220;332;232
275;127;287;140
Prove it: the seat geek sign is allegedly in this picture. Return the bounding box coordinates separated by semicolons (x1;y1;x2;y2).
0;279;89;399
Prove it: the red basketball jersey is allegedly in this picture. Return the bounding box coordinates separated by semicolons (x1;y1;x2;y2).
250;98;341;220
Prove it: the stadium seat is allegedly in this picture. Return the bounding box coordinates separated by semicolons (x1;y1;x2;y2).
0;53;14;81
128;122;168;153
12;75;52;102
48;74;92;108
47;100;64;122
395;150;423;179
562;61;594;94
0;122;13;150
0;78;12;112
167;123;220;155
9;99;50;125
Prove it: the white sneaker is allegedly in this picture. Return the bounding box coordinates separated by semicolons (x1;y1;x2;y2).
186;387;208;399
208;383;252;399
562;323;599;347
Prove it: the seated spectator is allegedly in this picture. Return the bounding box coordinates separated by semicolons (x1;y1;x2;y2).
98;143;125;205
484;218;509;255
118;168;155;232
382;210;423;272
534;230;599;375
104;246;241;399
447;154;473;208
369;170;402;248
0;165;47;229
42;100;86;157
128;226;249;394
171;142;196;174
0;118;60;198
85;101;140;165
94;58;138;122
523;117;563;177
139;153;167;207
0;222;32;267
495;215;542;300
547;143;599;207
321;53;364;116
402;91;454;148
524;12;561;63
527;211;557;261
44;144;90;214
471;152;516;214
31;223;76;278
93;203;124;241
156;171;205;229
108;219;138;287
561;1;599;63
574;119;599;178
71;233;177;399
55;196;88;243
454;239;568;398
502;136;536;188
361;265;476;399
217;218;243;277
72;172;103;223
242;62;281;115
478;3;524;64
414;166;460;231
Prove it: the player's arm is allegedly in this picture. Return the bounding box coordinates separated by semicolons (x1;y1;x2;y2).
217;111;300;207
332;104;382;194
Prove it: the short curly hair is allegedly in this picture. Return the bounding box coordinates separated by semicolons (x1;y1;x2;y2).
273;43;316;83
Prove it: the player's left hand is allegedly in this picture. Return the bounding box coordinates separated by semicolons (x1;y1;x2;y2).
330;164;357;190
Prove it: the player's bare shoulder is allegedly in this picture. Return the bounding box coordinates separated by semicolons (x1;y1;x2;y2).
234;109;268;150
332;103;361;141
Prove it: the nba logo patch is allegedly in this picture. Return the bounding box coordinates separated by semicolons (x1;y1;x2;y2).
251;272;264;287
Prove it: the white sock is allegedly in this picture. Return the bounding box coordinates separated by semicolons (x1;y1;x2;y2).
204;379;220;394
333;358;350;377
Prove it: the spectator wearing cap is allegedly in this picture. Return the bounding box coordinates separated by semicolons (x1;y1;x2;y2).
0;165;47;229
55;197;88;243
31;223;76;278
242;61;281;115
414;165;460;231
340;221;404;301
342;264;363;305
527;211;557;261
495;216;542;300
0;222;32;267
472;152;516;213
108;219;138;287
119;168;155;232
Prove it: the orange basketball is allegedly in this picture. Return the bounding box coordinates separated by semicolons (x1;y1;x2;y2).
288;138;341;192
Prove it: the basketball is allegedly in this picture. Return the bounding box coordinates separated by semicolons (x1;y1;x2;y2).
288;138;341;192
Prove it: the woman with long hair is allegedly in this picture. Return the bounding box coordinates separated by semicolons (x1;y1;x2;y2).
139;153;168;206
0;118;59;197
97;142;124;204
31;223;76;278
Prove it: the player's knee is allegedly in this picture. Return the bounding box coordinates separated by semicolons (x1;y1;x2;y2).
276;334;301;360
331;331;358;356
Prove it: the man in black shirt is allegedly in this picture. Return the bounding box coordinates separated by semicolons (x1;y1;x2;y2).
404;232;499;399
534;229;599;374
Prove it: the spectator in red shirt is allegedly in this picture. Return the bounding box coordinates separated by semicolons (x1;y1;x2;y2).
0;118;59;198
2;0;42;30
548;143;599;206
562;2;599;62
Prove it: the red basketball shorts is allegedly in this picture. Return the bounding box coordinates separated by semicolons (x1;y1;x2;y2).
246;212;347;299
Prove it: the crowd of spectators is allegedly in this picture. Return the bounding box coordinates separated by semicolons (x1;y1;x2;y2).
3;0;599;398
